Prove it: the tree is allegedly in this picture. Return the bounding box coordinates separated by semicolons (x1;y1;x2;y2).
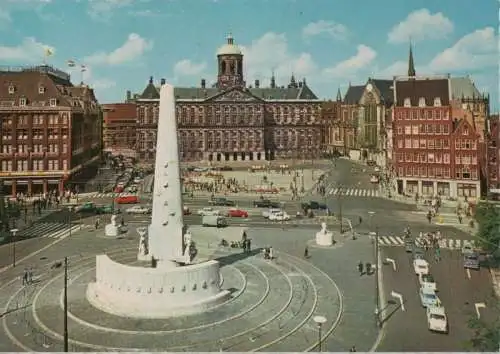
466;299;500;352
474;202;500;254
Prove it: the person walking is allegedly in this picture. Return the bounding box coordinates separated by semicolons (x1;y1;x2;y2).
358;261;364;276
22;268;28;286
28;267;33;284
304;246;309;258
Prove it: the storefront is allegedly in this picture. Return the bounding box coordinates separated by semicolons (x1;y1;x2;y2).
0;172;66;196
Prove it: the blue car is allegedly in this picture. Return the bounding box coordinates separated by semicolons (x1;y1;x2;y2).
419;288;441;308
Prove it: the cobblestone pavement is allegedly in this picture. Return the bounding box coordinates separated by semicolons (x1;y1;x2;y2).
0;226;378;352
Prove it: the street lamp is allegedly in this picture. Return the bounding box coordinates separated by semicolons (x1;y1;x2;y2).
313;315;327;352
368;211;380;327
63;256;69;352
337;186;343;234
10;228;18;267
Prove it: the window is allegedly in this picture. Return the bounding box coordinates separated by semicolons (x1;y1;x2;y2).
397;126;403;135
405;126;411;135
62;160;68;170
404;98;411;107
455;155;461;165
413;153;418;162
397;153;404;162
397;139;403;148
463;127;469;135
405;153;411;162
49;98;57;107
443;139;450;149
435;167;443;178
420;139;427;148
428;139;435;149
420;153;427;162
8;85;15;94
398;167;403;176
434;97;441;107
19;98;26;106
455;140;461;149
428;153;435;163
33;160;44;171
436;153;442;163
465;140;471;149
418;97;426;107
472;156;477;165
412;125;419;135
62;143;67;153
412;139;419;148
444;153;450;164
38;86;45;94
404;139;411;148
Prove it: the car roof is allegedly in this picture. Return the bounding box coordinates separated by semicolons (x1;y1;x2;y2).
421;287;436;295
415;259;428;265
428;306;446;315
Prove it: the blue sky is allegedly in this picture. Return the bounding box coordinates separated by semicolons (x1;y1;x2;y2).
0;0;498;110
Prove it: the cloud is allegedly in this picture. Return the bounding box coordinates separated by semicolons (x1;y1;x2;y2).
91;78;116;89
0;37;55;62
173;59;207;76
429;27;498;71
388;8;454;44
0;9;12;22
240;32;317;82
323;45;377;78
67;66;116;93
128;9;162;17
87;0;133;20
302;20;348;40
84;33;153;65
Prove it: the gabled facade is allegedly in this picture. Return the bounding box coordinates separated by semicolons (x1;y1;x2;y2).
132;35;322;164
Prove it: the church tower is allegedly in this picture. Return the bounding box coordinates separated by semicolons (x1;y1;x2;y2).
408;42;416;77
216;34;244;89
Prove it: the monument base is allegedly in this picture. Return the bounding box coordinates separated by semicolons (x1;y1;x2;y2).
86;254;231;318
137;253;152;261
315;231;334;246
105;224;120;237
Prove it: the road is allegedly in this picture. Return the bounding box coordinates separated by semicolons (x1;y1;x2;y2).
378;246;497;351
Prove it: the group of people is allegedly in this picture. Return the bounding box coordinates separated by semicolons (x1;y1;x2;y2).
22;267;34;286
418;231;442;250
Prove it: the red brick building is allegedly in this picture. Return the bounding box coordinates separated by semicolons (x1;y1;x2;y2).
0;65;101;196
102;103;137;158
485;116;499;194
392;76;481;199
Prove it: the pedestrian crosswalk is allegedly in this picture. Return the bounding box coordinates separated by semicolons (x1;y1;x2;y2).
79;192;131;199
328;188;380;197
16;222;82;240
377;235;471;250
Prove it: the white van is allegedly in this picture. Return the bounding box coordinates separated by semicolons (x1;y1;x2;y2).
202;215;228;228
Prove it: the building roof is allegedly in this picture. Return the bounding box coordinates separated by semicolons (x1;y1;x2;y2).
370;79;394;104
343;85;364;104
0;65;97;108
102;103;136;121
137;82;318;101
450;77;481;100
395;78;449;107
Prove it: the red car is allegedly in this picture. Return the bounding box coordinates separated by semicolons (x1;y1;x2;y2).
227;208;249;218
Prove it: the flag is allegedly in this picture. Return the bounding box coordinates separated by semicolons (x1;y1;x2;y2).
44;47;53;57
67;60;76;67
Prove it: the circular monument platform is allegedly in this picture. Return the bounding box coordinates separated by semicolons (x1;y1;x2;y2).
2;244;343;352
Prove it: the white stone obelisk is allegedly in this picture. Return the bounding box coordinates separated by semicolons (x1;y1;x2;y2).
148;84;185;267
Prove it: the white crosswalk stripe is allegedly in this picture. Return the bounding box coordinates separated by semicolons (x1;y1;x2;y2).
328;188;380;197
16;222;83;240
79;192;134;199
377;235;468;250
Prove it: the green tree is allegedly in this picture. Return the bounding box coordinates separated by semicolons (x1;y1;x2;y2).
474;202;500;253
466;298;500;352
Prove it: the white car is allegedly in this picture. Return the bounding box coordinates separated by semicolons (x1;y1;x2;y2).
126;206;151;214
262;208;282;219
269;212;290;221
374;167;381;172
197;207;220;216
413;259;429;276
427;306;448;333
419;274;437;292
461;241;474;255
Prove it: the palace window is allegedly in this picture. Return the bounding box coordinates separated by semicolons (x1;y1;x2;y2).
404;126;411;135
8;85;15;94
19;98;26;106
418;97;426;107
49;98;57;107
38;86;45;94
433;97;441;107
404;98;411;107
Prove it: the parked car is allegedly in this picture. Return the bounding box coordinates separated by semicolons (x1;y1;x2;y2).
413;259;429;276
419;288;441;308
75;202;97;213
301;201;327;210
209;198;236;207
463;252;480;270
116;195;139;204
126;206;151;214
197;207;220;216
262;208;282;219
227;208;249;218
404;239;414;252
419;274;437;292
253;199;280;208
269;212;290;221
413;247;425;260
370;175;379;183
461;241;474;255
427;306;448;333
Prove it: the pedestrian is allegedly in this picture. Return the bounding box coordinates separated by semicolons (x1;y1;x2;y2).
365;262;372;275
358;261;364;276
359;216;362;224
28;267;33;284
269;246;274;260
246;239;251;253
458;214;463;224
304;246;309;258
95;220;99;230
242;240;247;253
22;268;28;286
435;248;441;262
349;346;357;352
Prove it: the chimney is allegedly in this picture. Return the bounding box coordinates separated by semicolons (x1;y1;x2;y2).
201;79;206;88
160;78;166;85
126;90;131;101
255;79;260;88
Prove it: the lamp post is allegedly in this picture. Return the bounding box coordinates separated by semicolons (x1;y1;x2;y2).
63;256;68;352
313;315;327;352
337;186;343;233
10;228;18;267
368;211;380;327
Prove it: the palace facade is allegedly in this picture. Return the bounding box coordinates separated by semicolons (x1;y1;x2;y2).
132;35;323;164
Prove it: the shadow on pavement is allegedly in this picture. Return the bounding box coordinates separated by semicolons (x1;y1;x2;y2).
216;248;261;266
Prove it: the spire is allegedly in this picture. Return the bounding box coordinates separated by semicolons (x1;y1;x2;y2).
336;88;342;102
408;41;416;77
270;70;276;88
226;33;234;45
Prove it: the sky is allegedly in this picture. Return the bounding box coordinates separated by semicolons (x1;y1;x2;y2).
0;0;498;111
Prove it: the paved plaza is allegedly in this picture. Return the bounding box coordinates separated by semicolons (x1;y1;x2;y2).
0;224;378;352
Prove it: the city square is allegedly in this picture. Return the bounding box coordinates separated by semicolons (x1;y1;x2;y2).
0;0;499;352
